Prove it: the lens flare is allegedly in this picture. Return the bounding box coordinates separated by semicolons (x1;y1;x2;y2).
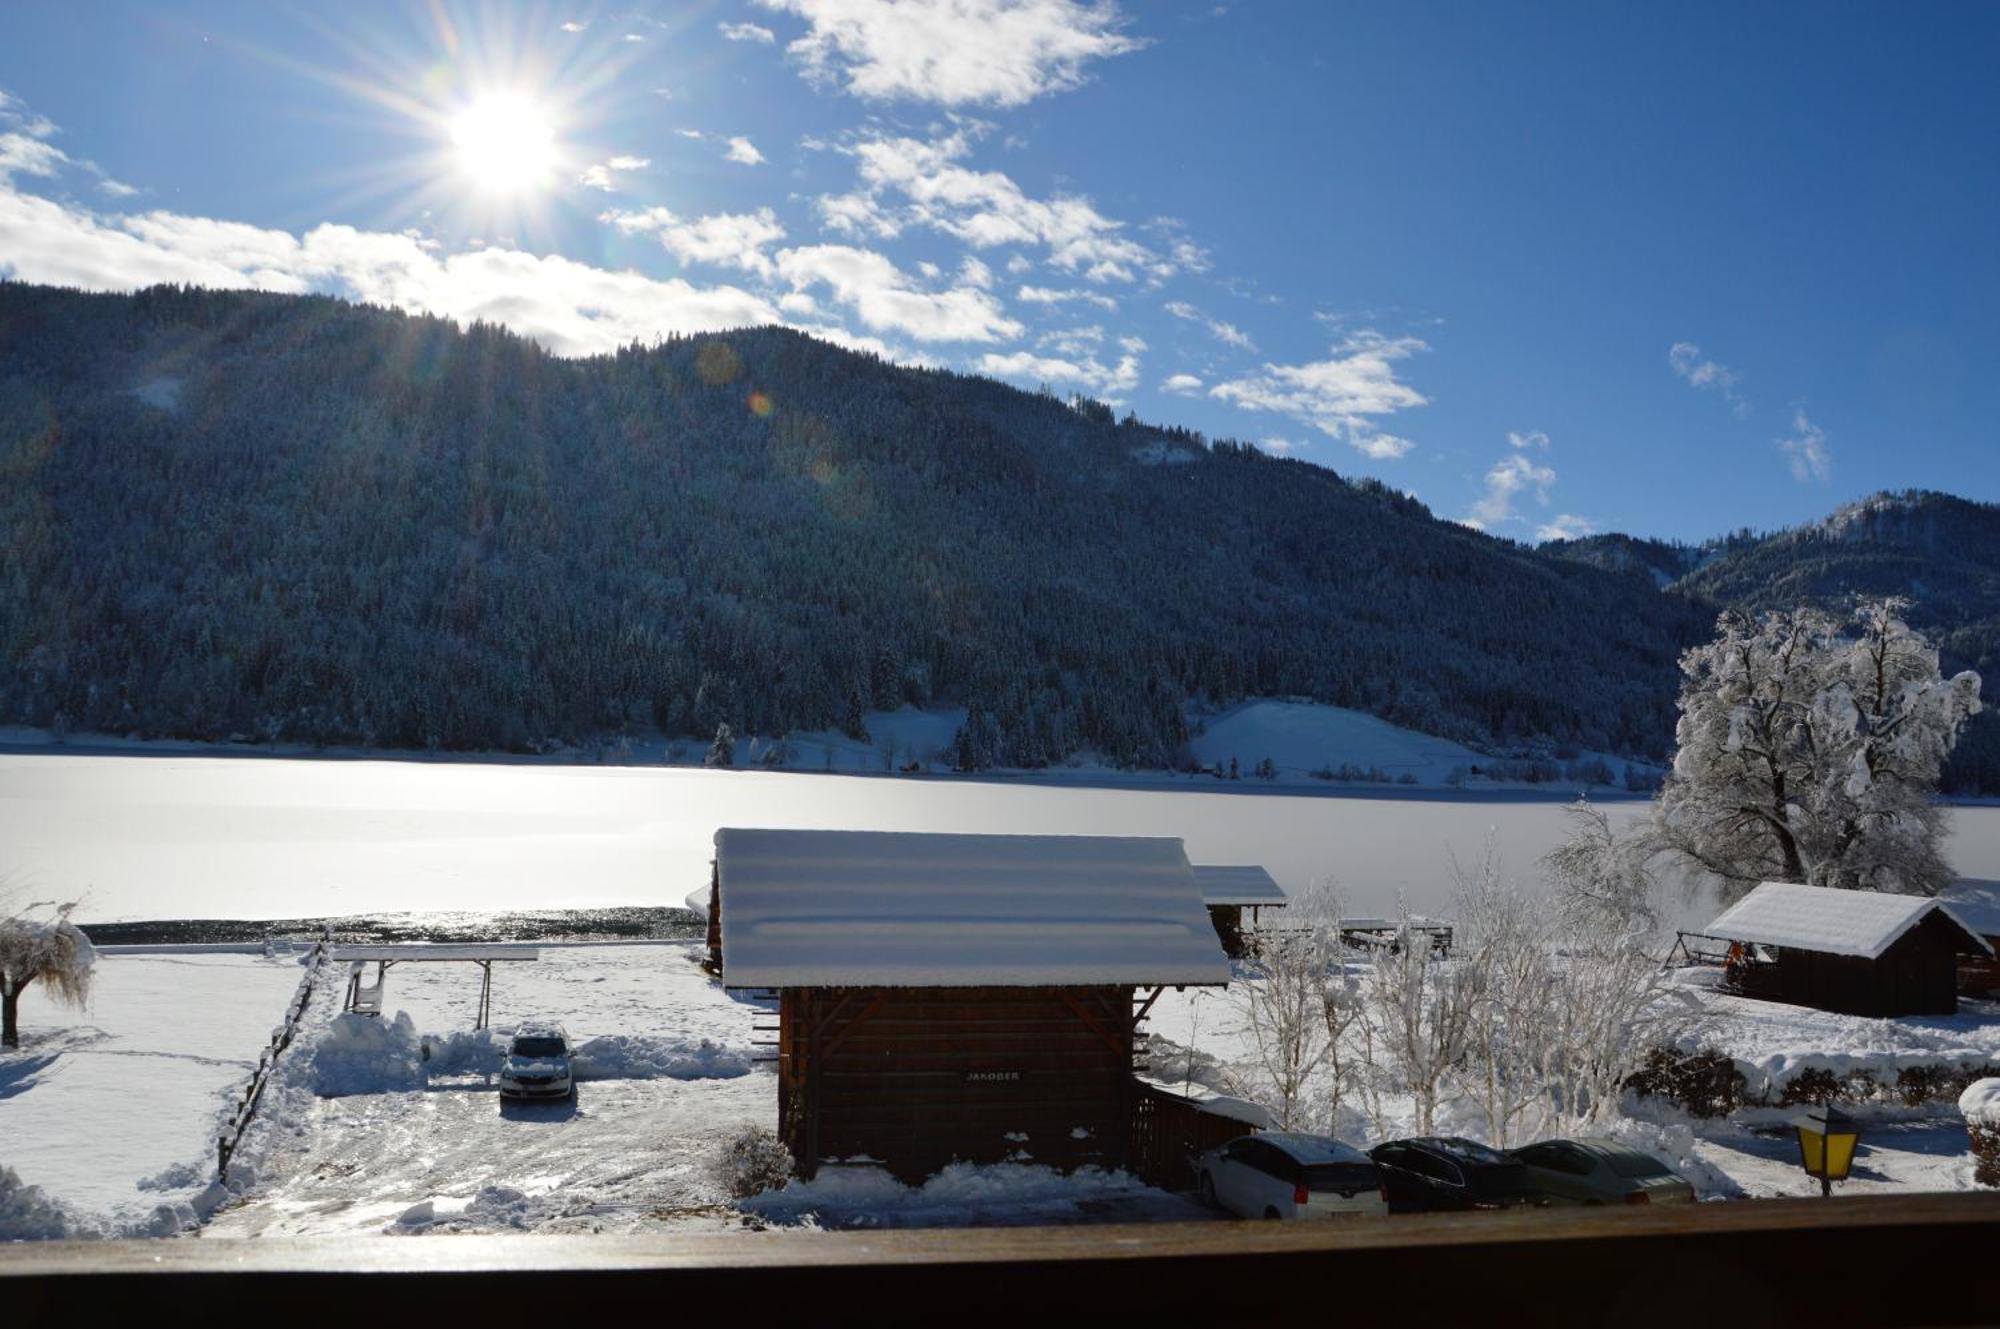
748;391;773;417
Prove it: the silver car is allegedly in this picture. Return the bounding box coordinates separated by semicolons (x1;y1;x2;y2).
497;1022;574;1103
1508;1137;1696;1206
1195;1133;1388;1220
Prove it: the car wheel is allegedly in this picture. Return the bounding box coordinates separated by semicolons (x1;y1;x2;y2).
1197;1173;1217;1208
1263;1207;1282;1221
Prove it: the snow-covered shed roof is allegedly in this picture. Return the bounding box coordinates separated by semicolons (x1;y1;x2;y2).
1192;864;1287;907
714;828;1232;989
1703;881;1992;960
1940;879;2000;939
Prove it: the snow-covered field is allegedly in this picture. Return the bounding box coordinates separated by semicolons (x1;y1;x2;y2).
1;949;309;1234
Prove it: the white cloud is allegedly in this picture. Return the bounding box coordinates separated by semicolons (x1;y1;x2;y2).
1259;437;1302;454
719;21;777;42
1464;453;1557;530
757;0;1144;107
1016;283;1116;310
1668;340;1749;418
1535;513;1597;542
775;243;1021;342
578;155;650;191
724;136;766;166
958;255;993;289
1208;331;1429;458
840;129;1176;282
559;20;586;32
1163;298;1252;349
1160;373;1202;394
604;205;787;279
1778;405;1831;482
979;345;1138;396
1507;429;1549;450
0;177;789;358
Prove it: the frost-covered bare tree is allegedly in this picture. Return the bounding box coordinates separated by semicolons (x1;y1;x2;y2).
1455;845;1698;1144
1365;904;1482;1136
1652;599;1981;899
1544;799;1659;938
1;899;95;1048
1232;895;1337;1130
1452;850;1556;1147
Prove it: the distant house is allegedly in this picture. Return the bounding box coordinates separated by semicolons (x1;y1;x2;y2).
1192;864;1287;956
1940;879;2000;994
714;828;1232;1180
1688;881;1993;1017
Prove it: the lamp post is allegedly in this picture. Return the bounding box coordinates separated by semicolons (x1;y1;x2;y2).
1794;1103;1861;1198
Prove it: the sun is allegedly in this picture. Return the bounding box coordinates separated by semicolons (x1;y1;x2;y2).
449;92;557;195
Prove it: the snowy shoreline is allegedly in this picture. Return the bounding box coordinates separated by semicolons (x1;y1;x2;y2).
0;727;1652;806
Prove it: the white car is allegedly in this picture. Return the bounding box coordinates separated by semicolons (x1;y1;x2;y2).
497;1022;574;1103
1196;1132;1388;1220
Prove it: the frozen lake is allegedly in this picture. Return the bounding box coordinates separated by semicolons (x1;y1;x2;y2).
5;753;1999;927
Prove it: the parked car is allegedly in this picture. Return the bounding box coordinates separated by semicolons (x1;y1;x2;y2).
498;1022;574;1103
1508;1137;1696;1206
1368;1136;1543;1213
1195;1132;1388;1220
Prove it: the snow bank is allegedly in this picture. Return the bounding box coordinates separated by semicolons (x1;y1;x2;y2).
741;1161;1165;1228
1961;1078;2000;1125
312;1012;425;1096
572;1034;751;1081
0;1166;89;1241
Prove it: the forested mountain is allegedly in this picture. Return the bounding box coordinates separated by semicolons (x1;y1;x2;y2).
1550;492;2000;793
0;281;1716;769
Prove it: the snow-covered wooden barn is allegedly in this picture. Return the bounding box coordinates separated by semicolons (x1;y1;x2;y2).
1940;879;2000;994
1191;864;1286;956
714;828;1231;1180
1691;881;1992;1017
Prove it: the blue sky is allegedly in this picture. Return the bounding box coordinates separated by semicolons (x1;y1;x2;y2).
2;1;1995;543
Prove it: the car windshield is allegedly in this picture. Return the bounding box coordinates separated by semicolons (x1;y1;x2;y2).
511;1037;566;1058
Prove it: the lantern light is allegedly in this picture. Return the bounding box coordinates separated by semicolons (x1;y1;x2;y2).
1794;1103;1862;1197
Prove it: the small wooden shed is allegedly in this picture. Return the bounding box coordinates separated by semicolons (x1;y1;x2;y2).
1191;864;1287;957
1694;881;1993;1017
1940;879;2000;994
715;828;1232;1180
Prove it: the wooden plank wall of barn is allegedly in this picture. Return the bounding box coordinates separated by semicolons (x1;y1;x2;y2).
779;985;1138;1179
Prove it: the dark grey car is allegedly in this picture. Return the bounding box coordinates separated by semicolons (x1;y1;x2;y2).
1509;1137;1696;1206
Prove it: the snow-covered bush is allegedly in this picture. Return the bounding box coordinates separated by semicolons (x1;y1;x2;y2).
1960;1079;2000;1187
722;1125;794;1199
1;899;95;1048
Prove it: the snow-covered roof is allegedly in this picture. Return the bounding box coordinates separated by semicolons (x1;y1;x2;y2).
715;828;1232;989
1192;864;1287;906
683;885;711;920
1703;882;1992;960
1135;1076;1273;1128
1941;879;2000;939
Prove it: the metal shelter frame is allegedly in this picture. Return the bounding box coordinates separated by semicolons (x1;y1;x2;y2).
331;945;541;1029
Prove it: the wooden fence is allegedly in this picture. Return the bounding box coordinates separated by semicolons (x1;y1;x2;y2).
1127;1079;1259;1191
216;933;331;1182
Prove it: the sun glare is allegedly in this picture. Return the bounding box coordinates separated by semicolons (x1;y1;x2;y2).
449;92;557;195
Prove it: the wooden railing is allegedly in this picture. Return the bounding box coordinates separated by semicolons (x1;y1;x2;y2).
4;1194;1998;1324
215;933;331;1181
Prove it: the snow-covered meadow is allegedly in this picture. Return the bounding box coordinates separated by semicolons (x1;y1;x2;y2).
1;948;309;1234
